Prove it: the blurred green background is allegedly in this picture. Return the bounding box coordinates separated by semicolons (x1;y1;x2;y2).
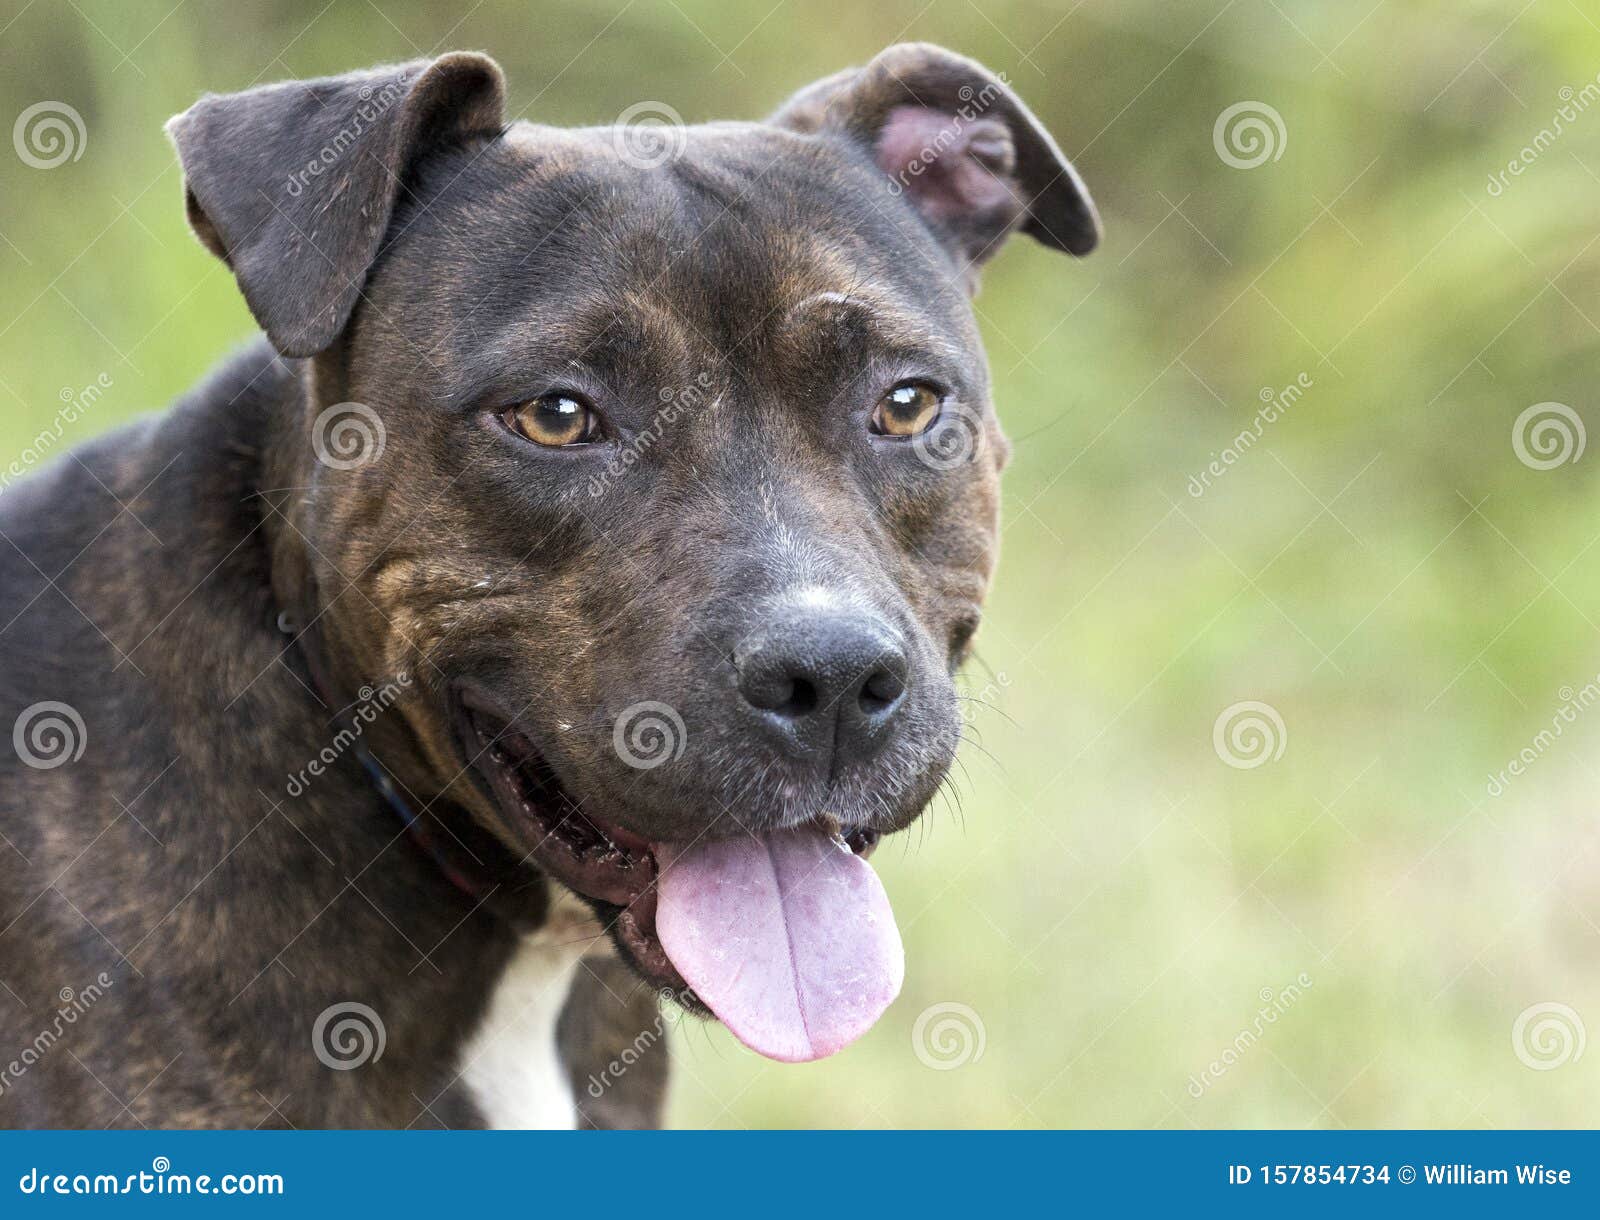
4;0;1598;1127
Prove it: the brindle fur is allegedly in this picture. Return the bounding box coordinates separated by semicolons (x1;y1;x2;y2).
0;44;1095;1127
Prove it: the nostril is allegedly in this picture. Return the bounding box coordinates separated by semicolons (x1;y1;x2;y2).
734;612;909;750
737;662;821;720
779;676;819;719
858;666;906;717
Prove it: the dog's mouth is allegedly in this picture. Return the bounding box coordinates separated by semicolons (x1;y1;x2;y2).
452;688;900;1063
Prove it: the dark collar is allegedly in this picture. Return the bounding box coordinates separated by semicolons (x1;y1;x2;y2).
275;609;549;933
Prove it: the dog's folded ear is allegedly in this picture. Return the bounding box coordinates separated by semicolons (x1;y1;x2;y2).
772;43;1100;271
166;54;505;358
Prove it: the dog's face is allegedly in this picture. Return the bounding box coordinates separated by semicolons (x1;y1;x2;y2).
364;130;992;828
170;45;1096;1057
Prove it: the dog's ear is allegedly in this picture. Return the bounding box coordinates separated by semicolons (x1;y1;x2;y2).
772;43;1099;270
166;54;505;358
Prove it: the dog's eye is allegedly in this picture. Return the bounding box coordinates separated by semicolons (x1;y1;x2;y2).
501;393;600;447
870;381;943;438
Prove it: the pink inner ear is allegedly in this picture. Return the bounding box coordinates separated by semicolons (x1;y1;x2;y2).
876;104;1023;224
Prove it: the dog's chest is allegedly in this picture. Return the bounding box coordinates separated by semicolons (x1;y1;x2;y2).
458;892;602;1130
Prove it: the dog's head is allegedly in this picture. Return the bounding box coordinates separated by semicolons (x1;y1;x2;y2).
169;45;1096;1061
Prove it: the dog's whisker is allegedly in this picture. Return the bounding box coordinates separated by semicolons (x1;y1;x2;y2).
956;731;1007;776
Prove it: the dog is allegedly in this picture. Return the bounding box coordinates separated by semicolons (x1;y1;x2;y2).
0;42;1097;1128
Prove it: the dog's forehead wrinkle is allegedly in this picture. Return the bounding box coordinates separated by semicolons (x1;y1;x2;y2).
398;136;983;397
771;279;967;362
793;290;853;311
781;288;892;326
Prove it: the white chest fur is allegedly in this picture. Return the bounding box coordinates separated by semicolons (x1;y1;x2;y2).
458;891;607;1130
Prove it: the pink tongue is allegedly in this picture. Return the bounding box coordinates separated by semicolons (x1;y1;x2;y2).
655;825;903;1063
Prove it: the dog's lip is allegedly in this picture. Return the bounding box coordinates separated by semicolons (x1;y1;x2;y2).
451;685;699;1000
448;684;883;1000
451;683;883;859
452;688;657;908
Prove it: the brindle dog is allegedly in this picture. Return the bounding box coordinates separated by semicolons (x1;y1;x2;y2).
0;44;1097;1128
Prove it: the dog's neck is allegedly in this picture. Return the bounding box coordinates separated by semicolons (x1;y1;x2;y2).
275;601;554;932
0;335;662;1127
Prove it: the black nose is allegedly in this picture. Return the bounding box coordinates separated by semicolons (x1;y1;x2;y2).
734;611;909;765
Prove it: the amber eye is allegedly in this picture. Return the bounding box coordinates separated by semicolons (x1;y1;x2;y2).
501;392;601;447
870;381;944;437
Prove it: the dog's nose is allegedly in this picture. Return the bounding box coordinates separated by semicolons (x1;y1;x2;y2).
734;612;908;764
